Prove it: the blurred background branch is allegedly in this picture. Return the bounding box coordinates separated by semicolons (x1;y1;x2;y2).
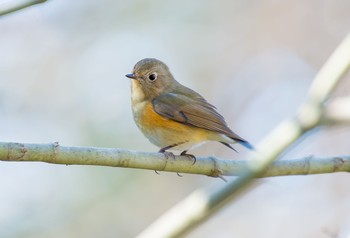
137;33;350;238
1;142;349;177
322;97;350;125
0;0;47;17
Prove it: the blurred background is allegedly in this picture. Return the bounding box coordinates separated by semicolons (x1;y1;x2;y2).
1;0;350;237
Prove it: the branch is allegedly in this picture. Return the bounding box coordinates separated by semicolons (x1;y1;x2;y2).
0;0;47;17
136;33;350;237
322;97;350;125
1;142;349;177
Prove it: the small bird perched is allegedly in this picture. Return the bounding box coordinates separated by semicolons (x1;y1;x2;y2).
126;58;253;159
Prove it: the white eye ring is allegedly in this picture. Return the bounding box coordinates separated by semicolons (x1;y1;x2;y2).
148;73;157;81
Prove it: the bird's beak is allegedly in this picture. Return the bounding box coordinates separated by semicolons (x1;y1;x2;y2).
125;73;136;79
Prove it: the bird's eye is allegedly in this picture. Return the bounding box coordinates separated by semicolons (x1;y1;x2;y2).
148;73;157;81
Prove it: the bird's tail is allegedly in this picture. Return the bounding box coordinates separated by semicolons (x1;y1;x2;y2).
220;138;255;152
236;139;255;150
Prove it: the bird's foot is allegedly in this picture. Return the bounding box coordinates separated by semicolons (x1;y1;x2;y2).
159;150;176;160
180;150;196;165
155;149;176;174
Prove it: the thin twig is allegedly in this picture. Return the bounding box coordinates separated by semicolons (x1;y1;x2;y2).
0;0;47;17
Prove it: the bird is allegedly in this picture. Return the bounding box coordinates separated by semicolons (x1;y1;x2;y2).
126;58;253;160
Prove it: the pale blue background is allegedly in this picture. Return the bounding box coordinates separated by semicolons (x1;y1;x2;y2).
1;1;350;237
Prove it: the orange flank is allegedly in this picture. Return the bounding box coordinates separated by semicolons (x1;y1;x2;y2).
136;102;215;149
140;102;183;130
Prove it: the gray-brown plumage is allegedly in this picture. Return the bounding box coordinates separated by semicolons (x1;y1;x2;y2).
126;58;253;154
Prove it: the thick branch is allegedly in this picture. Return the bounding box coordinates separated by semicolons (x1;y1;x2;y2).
0;142;349;177
0;0;47;17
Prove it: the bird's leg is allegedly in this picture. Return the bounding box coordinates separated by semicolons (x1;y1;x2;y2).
180;150;196;165
156;143;183;174
158;144;179;160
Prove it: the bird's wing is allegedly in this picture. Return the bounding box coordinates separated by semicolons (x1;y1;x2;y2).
152;92;245;141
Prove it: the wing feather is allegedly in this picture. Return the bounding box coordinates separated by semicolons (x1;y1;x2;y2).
152;93;244;141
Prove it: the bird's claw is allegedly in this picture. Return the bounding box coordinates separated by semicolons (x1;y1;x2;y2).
180;151;197;165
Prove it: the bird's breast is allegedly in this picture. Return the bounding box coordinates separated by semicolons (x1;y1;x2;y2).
132;100;216;149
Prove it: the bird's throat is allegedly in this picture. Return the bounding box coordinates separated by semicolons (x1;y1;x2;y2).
131;79;147;105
